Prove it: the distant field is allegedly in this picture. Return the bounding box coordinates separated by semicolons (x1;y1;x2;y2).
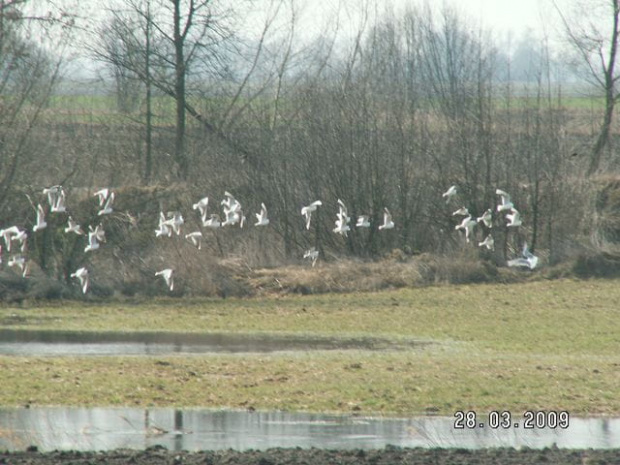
41;93;605;126
44;94;178;125
0;278;619;416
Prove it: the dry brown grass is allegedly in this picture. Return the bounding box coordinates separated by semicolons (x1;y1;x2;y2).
248;260;421;295
245;252;508;296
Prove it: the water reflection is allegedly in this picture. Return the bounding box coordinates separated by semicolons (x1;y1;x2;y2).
0;407;619;451
0;329;420;356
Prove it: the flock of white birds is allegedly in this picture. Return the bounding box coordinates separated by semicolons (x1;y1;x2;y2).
0;184;537;295
443;184;538;270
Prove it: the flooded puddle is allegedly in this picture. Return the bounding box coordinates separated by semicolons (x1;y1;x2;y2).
0;329;421;356
0;407;618;451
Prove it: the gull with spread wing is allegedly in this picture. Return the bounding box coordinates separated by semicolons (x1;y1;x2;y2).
505;208;522;227
478;234;494;250
65;216;84;235
301;200;322;230
33;204;47;232
356;215;370;228
378;208;394;230
8;255;28;277
185;231;203;249
496;189;514;213
303;247;319;267
507;242;538;270
255;203;270;226
442;185;457;204
155;268;174;291
71;267;89;294
477;209;493;228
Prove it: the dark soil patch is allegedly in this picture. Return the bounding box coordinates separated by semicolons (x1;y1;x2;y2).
1;446;619;465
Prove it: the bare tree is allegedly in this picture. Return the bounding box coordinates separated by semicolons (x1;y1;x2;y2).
0;0;73;211
97;2;157;184
554;0;620;176
94;0;235;180
103;18;143;114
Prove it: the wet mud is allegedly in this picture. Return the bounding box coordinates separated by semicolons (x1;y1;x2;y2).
2;445;620;465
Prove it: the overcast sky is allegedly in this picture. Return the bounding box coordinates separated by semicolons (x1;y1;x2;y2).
53;0;585;80
272;0;558;37
59;0;557;38
444;0;552;35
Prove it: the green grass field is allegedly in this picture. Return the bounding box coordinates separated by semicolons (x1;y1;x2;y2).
1;278;619;415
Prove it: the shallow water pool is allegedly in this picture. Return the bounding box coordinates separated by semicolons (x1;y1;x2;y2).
0;407;618;451
0;328;421;356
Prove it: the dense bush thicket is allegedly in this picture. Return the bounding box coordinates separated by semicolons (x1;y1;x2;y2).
1;2;619;298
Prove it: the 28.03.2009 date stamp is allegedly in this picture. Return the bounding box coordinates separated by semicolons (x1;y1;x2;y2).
454;410;570;429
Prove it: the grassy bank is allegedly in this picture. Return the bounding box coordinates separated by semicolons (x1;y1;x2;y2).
1;278;619;415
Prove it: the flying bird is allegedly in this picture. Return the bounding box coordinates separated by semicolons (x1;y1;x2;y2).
162;211;184;235
43;185;63;208
0;226;20;251
442;185;457;203
255;203;270;226
476;209;493;228
478;234;494;250
155;212;172;238
203;214;222;229
336;200;351;223
93;188;110;207
496;189;514;212
8;255;28;277
455;214;477;243
333;216;351;236
221;192;244;227
452;207;470;217
336;199;349;217
378;208;394;230
1;226;26;252
97;191;115;216
84;233;100;253
64;216;84;235
221;191;241;213
155;268;174;291
185;231;203;250
84;224;105;253
13;229;27;253
89;224;106;243
303;247;319;267
50;189;67;213
32;204;47;232
222;207;244;227
356;215;371;228
193;196;209;222
71;267;89;294
333;199;351;236
507;242;539;270
301;200;322;230
505;208;522;227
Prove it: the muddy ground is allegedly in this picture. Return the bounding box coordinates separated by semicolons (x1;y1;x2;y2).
1;446;619;464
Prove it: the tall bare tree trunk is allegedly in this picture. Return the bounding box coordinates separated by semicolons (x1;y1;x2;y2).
589;78;617;176
144;0;153;184
555;0;620;177
588;0;620;176
173;0;188;180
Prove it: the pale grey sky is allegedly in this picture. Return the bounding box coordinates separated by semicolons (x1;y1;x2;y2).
449;0;551;35
296;0;556;36
57;0;556;40
51;0;586;81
